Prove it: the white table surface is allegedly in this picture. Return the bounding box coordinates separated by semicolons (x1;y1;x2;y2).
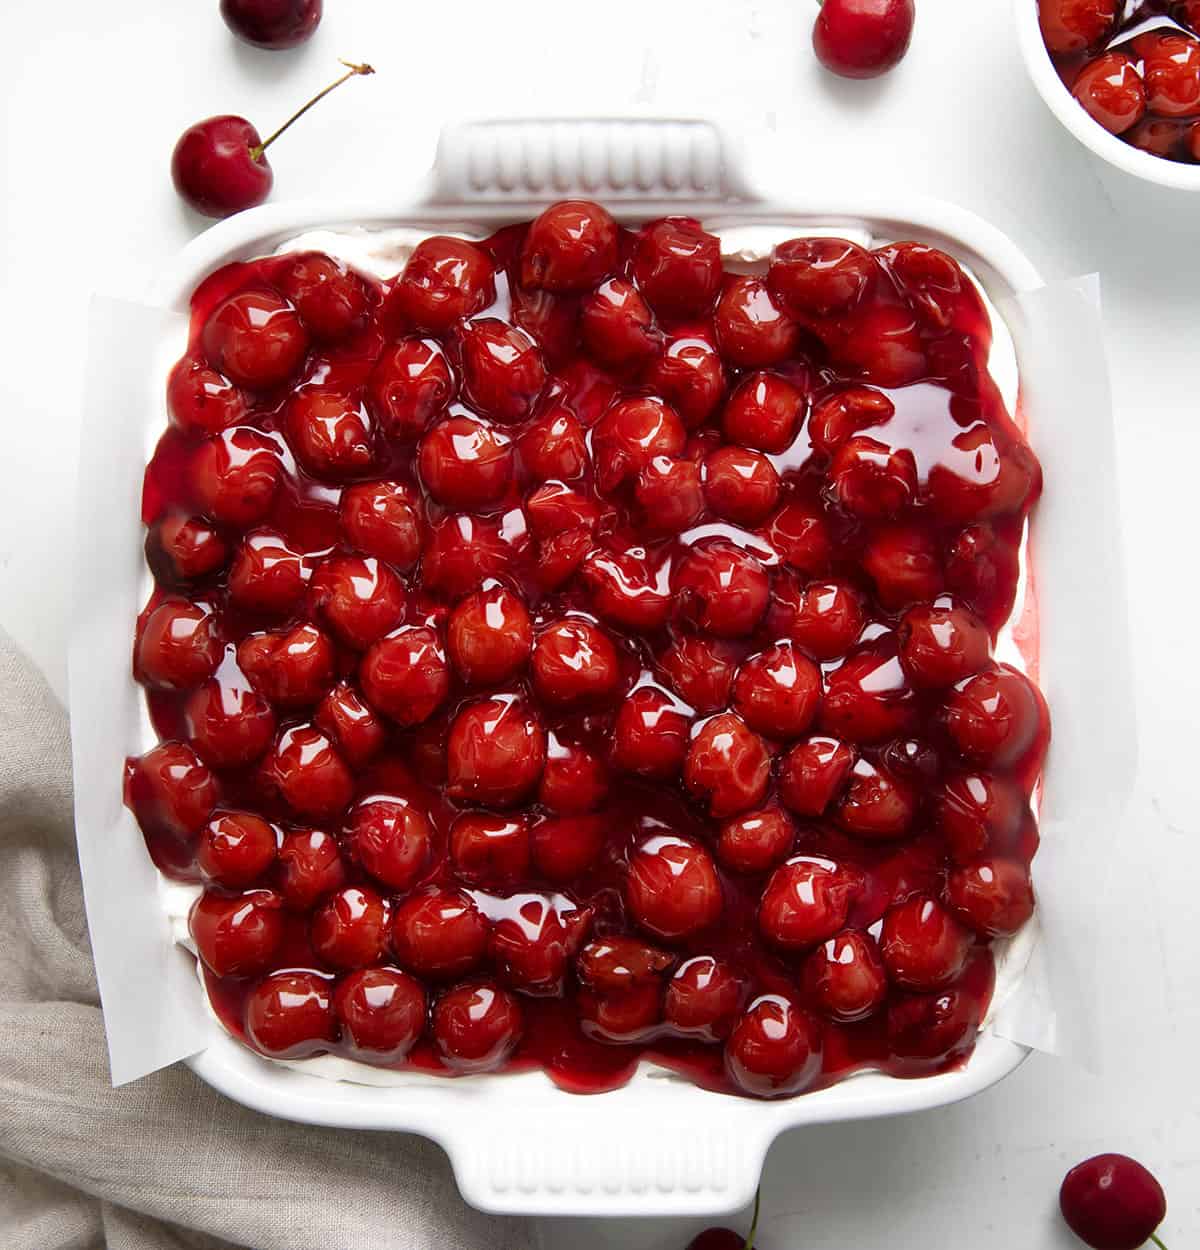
2;1;1196;1245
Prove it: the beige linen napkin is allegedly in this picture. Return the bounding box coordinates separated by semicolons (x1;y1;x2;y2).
0;628;535;1250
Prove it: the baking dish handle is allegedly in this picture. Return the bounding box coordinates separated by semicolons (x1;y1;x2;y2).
429;118;756;206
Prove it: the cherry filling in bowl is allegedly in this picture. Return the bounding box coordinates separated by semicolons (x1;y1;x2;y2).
126;203;1048;1100
1039;0;1200;162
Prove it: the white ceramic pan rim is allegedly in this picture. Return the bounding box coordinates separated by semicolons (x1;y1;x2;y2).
150;119;1043;1218
1013;0;1200;192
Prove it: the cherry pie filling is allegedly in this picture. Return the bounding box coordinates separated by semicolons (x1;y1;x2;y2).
127;202;1048;1099
1039;0;1200;163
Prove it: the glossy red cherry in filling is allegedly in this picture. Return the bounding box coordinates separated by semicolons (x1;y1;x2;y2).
580;547;671;631
934;771;1025;864
685;712;771;817
391;887;490;980
880;895;971;991
576;936;674;993
135;599;222;690
732;640;822;739
593;396;686;494
658;633;738;713
185;678;277;768
190;428;282;528
227;530;309;616
577;979;663;1043
625;834;723;942
347;796;431;891
275;828;346;910
759;855;860;949
202;289;308;390
802;929;888;1022
196;812;277;887
458;318;546;423
1059;1154;1168;1250
220;0;321;48
886;985;980;1060
898;599;990;688
632;217;723;317
245;970;336;1059
276;251;367;340
635;455;705;534
769;237;876;316
445;696;547;807
446;585;532;686
580;278;659;372
517;408;589;481
387;236;495;335
167;357;247;434
1139;31;1200;118
779;735;855;817
808;385;894;456
703;446;781;525
261;724;354;818
365;338;454;442
488;895;592;995
664;955;743;1039
863;520;944;611
714;276;798;367
419;414;514;509
945;857;1035;937
717;806;795;875
822;643;917;743
612;685;691;779
1038;0;1117;54
834;757;916;839
449;811;531;886
521;199;618;293
812;0;915;78
189;887;283;976
943;664;1042;767
758;500;833;579
539;736;609;813
313;681;386;767
829;435;918;520
777;578;863;660
421;512;526;600
125;741;218;842
311;884;390;969
432;981;523;1073
673;541;769;639
722;371;805;454
725;994;823;1097
334;966;426;1062
146;513;229;586
359;626;450;726
285;387;375;479
238;622;335;706
532;617;621;706
647;329;727;428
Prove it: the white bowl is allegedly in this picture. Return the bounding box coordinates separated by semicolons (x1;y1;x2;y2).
75;118;1093;1220
1014;0;1200;191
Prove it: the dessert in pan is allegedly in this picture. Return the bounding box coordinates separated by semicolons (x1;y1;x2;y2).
125;200;1048;1099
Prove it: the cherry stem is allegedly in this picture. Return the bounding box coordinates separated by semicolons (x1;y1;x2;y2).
744;1188;761;1250
250;60;375;161
1150;1234;1169;1250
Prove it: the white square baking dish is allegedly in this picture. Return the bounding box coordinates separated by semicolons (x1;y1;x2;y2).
72;118;1132;1219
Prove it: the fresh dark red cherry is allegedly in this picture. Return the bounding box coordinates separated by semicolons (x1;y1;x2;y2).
686;1191;761;1250
632;216;723;318
449;811;531;886
311;884;389;969
1038;0;1117;54
196;811;277;887
520;200;619;293
244;970;336;1059
334;967;426;1062
189;887;283;976
432;981;524;1073
725;994;823;1097
812;0;916;79
220;0;322;49
626;835;723;941
348;796;432;891
172;62;373;218
1059;1154;1168;1250
685;712;771;817
391;887;490;979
